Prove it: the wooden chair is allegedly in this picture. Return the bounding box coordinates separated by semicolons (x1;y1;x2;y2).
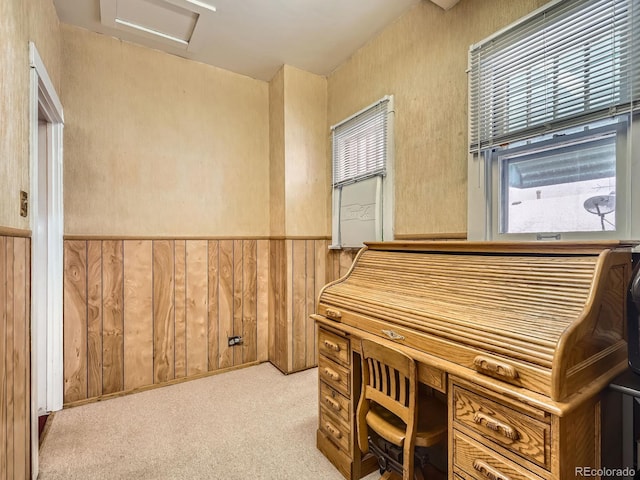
356;339;447;480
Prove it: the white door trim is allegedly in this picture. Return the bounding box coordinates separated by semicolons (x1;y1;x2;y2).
29;41;64;479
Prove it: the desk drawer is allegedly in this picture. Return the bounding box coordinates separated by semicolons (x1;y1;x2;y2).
452;385;550;469
318;328;350;366
320;405;351;454
319;354;350;397
453;430;545;480
320;381;350;423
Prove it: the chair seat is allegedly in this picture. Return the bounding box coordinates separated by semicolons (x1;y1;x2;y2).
365;395;447;448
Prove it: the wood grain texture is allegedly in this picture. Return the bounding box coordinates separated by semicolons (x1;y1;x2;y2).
123;240;153;390
453;384;550;468
23;243;30;480
233;240;243;365
292;240;306;371
318;243;630;400
63;240;87;402
266;238;339;373
339;249;356;278
242;240;257;363
102;240;124;394
0;235;32;480
5;238;15;480
153;240;175;383
186;240;208;375
305;240;316;367
315;241;634;480
208;241;219;371
315;239;329;299
268;239;287;371
256;240;269;362
12;238;28;480
86;240;103;397
62;236;314;399
0;236;6;480
218;240;234;369
174;240;187;378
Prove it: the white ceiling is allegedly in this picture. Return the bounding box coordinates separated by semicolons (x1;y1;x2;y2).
53;0;424;81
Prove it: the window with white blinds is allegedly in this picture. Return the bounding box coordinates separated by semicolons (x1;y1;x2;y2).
331;96;394;248
469;0;640;152
332;97;390;187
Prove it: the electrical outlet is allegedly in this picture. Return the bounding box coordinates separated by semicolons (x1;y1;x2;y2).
19;191;28;218
228;336;243;346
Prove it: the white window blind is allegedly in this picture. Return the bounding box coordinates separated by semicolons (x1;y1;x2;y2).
469;0;640;152
332;97;390;187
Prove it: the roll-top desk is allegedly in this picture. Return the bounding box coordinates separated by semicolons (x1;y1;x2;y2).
313;241;636;480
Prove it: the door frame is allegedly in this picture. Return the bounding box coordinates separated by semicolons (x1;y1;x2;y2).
29;41;64;478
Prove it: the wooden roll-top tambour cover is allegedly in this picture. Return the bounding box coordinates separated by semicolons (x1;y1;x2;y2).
315;241;637;401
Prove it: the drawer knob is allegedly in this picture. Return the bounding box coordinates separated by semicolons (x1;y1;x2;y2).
473;355;519;380
326;309;342;320
473;412;520;441
473;459;512;480
325;422;342;439
324;396;341;411
323;367;341;382
323;340;341;352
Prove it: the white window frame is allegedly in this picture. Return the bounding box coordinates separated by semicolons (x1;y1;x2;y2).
331;96;395;248
467;0;640;241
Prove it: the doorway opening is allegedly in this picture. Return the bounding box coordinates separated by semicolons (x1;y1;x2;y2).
29;42;64;479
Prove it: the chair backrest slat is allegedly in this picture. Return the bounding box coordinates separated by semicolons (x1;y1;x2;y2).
389;366;397;401
360;339;416;424
398;372;407;406
381;362;388;395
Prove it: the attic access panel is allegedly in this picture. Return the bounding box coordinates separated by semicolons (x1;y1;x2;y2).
100;0;215;50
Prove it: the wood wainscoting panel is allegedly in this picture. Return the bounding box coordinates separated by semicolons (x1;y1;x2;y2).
218;240;234;370
1;234;32;478
256;240;269;362
86;240;103;398
305;240;317;368
233;240;244;366
242;240;258;364
268;239;287;372
11;237;29;480
63;237;268;404
102;240;124;394
174;240;187;379
208;241;220;372
5;238;15;480
123;240;154;391
186;240;208;376
292;240;307;371
153;240;175;383
63;240;88;402
0;236;6;480
267;239;348;374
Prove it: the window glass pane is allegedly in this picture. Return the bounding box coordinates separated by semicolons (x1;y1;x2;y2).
500;134;616;234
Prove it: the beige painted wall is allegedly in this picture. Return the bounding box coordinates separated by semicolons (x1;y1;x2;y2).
269;67;286;237
283;66;328;237
327;0;547;237
62;26;270;236
0;0;61;230
269;65;328;237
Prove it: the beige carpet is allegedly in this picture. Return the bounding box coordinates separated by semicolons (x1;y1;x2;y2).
39;362;381;480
